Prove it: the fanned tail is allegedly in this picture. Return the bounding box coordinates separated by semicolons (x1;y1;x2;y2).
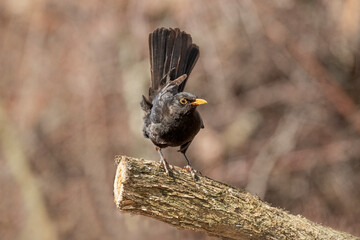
148;28;199;101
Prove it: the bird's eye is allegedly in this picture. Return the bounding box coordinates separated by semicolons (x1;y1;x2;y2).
180;98;187;105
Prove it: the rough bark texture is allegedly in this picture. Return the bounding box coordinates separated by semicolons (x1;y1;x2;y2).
113;156;359;240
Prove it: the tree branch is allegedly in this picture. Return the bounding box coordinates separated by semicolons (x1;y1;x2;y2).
113;155;358;240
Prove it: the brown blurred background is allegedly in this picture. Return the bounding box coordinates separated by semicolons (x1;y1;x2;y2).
1;0;360;239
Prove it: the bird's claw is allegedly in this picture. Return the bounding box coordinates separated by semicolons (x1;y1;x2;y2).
183;165;202;180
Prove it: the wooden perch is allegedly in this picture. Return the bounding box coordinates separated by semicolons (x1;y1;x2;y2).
113;156;359;240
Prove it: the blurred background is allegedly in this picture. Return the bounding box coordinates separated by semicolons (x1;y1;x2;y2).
1;0;360;239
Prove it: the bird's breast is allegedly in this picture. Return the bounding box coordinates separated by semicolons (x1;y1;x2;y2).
146;110;203;147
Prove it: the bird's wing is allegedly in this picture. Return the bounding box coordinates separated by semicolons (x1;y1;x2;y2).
148;28;199;101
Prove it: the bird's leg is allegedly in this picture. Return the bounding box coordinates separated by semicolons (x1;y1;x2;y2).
182;153;202;179
156;147;172;174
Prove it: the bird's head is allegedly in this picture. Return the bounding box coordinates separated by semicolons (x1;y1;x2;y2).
169;92;207;116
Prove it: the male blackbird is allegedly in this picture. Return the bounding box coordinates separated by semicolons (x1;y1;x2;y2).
141;27;207;177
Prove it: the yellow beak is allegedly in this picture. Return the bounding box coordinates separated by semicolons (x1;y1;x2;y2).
191;98;207;106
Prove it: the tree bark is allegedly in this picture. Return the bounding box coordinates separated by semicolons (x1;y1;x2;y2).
113;155;359;240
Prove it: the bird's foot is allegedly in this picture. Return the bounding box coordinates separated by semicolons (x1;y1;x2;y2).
183;165;202;180
156;147;173;175
159;158;174;175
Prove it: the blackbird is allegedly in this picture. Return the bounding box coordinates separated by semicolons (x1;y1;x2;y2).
141;27;207;177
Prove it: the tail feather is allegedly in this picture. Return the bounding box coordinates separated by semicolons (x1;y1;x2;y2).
162;29;176;84
148;28;199;101
180;44;199;92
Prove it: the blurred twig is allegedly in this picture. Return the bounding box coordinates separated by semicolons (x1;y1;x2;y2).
287;42;360;133
246;113;301;198
253;0;360;134
276;139;360;172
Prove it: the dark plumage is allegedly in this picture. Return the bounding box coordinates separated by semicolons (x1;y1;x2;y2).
141;27;206;176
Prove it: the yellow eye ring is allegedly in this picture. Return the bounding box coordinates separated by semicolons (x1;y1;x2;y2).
180;98;187;105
